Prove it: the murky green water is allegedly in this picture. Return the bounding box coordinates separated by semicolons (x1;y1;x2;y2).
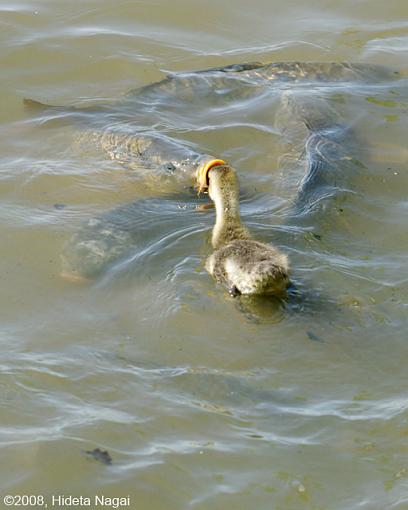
1;1;408;509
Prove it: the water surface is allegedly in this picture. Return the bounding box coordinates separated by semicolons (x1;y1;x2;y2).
1;1;408;509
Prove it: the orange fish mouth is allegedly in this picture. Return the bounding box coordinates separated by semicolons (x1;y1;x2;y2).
196;158;226;193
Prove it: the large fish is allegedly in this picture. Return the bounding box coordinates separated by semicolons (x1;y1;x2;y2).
60;194;208;281
30;61;399;280
24;61;399;184
24;97;224;192
273;90;361;215
126;61;399;105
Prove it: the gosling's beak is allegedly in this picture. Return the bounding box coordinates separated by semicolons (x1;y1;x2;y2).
196;158;226;194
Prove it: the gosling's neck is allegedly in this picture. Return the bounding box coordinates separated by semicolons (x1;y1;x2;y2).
211;182;251;249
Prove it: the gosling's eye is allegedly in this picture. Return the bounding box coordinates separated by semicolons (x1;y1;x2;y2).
164;162;176;173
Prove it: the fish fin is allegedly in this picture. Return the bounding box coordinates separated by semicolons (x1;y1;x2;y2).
217;62;264;73
23;98;58;110
195;62;264;74
167;61;265;79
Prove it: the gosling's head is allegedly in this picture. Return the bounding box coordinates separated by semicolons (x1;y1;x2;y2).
196;158;226;193
207;165;239;203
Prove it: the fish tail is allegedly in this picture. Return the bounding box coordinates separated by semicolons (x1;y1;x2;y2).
23;98;59;110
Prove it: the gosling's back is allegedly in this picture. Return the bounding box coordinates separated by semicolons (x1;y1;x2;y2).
206;239;289;295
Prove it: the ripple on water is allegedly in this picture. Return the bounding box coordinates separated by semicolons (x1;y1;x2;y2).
1;7;408;507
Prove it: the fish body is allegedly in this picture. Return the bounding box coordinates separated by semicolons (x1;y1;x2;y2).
61;196;200;280
32;60;399;281
126;61;399;105
24;60;398;189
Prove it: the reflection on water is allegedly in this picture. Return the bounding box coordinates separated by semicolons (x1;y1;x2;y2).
1;0;408;508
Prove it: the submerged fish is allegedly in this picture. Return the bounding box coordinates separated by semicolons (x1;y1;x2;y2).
49;61;400;280
274;90;361;215
25;97;223;191
24;60;399;182
126;61;399;105
61;195;207;281
74;128;226;192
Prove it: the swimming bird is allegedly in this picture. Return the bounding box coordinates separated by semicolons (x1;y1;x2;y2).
198;164;290;296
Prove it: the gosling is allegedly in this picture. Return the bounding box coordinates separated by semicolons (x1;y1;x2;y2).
202;165;290;296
